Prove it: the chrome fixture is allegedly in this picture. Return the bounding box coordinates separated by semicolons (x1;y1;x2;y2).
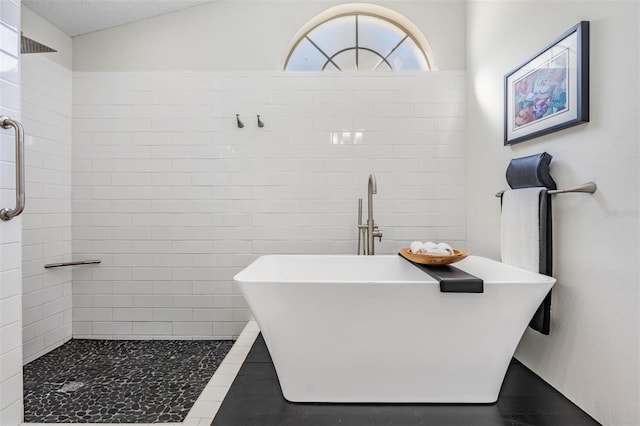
495;181;597;198
547;181;597;195
357;198;365;255
236;114;244;128
257;115;265;128
44;259;102;269
1;116;25;221
357;174;382;255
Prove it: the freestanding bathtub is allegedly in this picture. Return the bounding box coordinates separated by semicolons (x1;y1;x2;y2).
234;254;555;403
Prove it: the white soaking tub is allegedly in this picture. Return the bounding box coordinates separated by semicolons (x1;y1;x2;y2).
234;254;555;403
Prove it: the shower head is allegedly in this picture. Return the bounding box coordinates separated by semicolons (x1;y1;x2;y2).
21;33;57;54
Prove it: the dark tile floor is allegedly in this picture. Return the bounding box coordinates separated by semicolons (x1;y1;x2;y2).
23;339;233;423
212;335;601;426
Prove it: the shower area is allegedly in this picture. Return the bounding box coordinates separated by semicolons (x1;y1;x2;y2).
12;27;238;423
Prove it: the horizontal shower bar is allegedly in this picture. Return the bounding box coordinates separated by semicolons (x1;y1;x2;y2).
44;259;102;269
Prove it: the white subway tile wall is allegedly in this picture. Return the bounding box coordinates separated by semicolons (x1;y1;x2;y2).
0;1;23;423
72;71;466;339
21;54;73;364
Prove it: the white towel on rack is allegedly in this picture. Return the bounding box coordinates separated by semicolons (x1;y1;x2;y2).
500;187;544;272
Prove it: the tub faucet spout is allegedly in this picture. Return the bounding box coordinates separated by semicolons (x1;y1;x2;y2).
367;174;376;222
357;174;382;255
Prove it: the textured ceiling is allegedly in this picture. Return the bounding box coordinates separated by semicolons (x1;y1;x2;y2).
22;0;217;37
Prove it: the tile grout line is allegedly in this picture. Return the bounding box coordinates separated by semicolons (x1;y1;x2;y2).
21;321;260;426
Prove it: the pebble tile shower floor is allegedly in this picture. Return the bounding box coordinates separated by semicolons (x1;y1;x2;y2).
23;339;234;423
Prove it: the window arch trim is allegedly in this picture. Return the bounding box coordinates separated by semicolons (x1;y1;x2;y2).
283;3;436;71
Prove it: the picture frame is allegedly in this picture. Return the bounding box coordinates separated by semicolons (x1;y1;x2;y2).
504;21;589;145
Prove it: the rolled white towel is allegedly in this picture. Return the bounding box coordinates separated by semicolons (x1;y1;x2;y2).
410;241;424;254
436;242;453;255
422;242;437;251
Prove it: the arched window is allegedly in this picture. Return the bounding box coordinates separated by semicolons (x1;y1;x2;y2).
284;4;435;71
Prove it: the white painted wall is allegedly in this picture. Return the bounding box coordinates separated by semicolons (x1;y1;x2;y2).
0;1;23;423
466;2;639;425
71;70;467;339
21;6;74;364
72;0;466;72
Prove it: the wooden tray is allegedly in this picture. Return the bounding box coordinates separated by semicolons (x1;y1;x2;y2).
399;247;469;266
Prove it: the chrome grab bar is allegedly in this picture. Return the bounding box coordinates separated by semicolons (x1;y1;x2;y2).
0;116;25;221
495;181;597;198
44;259;102;269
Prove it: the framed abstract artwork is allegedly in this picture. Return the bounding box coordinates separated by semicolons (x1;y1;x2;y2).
504;21;589;145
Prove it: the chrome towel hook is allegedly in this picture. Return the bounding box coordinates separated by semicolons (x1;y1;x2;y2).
257;114;265;128
236;114;245;128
